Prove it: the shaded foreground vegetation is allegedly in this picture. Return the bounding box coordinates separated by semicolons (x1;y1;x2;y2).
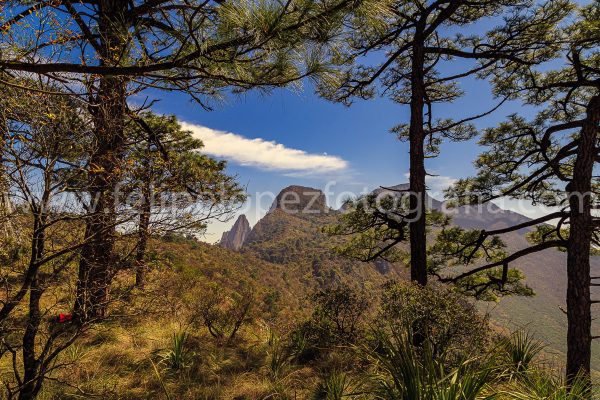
0;235;594;399
0;0;598;396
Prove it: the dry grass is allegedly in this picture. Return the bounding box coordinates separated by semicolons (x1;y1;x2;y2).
9;263;318;400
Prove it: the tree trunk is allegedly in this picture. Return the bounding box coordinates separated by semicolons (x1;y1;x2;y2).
19;276;42;400
408;33;428;286
565;95;600;385
19;214;46;400
74;1;128;322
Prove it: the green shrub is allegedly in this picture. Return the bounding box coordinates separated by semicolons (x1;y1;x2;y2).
379;281;489;364
291;284;370;363
194;282;255;345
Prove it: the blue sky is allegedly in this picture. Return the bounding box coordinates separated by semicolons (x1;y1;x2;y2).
5;0;587;241
140;0;586;242
8;0;583;241
146;67;540;242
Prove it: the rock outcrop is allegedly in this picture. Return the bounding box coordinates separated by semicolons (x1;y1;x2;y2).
219;214;251;251
269;185;328;214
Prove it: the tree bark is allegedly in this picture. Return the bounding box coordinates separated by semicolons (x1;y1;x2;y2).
565;95;600;385
408;31;428;286
19;212;46;400
19;276;42;400
74;0;128;322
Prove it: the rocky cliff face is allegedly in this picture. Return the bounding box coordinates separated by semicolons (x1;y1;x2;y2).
219;214;251;251
244;185;333;248
241;185;407;287
269;185;328;214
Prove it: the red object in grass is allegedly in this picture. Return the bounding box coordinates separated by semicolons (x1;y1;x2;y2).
57;313;72;323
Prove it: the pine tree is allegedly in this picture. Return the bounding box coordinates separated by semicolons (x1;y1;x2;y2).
445;2;600;384
121;112;245;289
0;0;364;321
320;0;570;286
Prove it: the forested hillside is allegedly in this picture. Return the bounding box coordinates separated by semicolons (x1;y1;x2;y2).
0;0;598;398
231;185;600;371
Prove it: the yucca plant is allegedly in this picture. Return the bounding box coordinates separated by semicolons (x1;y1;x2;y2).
158;330;194;372
359;326;498;400
502;370;593;399
499;331;545;376
312;370;359;400
264;331;303;399
267;331;292;382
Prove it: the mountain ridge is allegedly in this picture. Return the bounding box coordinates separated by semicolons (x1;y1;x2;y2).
219;183;600;368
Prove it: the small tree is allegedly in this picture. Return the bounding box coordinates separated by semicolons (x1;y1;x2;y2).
0;84;91;400
195;282;255;346
379;281;489;364
310;284;370;344
291;284;370;363
121;112;245;288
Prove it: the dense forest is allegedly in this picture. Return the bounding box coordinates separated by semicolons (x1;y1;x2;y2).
0;0;598;399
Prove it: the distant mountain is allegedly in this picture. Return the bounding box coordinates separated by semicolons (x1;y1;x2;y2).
374;183;532;232
219;214;251;251
218;183;600;368
242;185;408;289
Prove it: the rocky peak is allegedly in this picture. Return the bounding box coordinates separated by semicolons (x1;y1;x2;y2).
219;214;251;251
270;185;328;214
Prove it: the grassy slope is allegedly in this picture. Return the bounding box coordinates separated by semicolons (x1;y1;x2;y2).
22;223;597;398
241;201;600;371
30;238;315;399
10;196;598;397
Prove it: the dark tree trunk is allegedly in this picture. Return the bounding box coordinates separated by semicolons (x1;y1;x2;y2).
74;1;128;322
408;33;428;287
19;277;42;400
74;75;126;321
566;95;600;385
19;215;46;400
135;176;151;289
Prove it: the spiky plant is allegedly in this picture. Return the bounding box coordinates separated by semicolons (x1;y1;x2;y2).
263;330;300;399
267;331;292;383
500;331;545;376
502;370;593;399
312;370;359;400
359;327;498;400
158;331;194;372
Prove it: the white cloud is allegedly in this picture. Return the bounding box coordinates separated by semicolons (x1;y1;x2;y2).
181;122;348;174
427;175;458;196
402;173;457;198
